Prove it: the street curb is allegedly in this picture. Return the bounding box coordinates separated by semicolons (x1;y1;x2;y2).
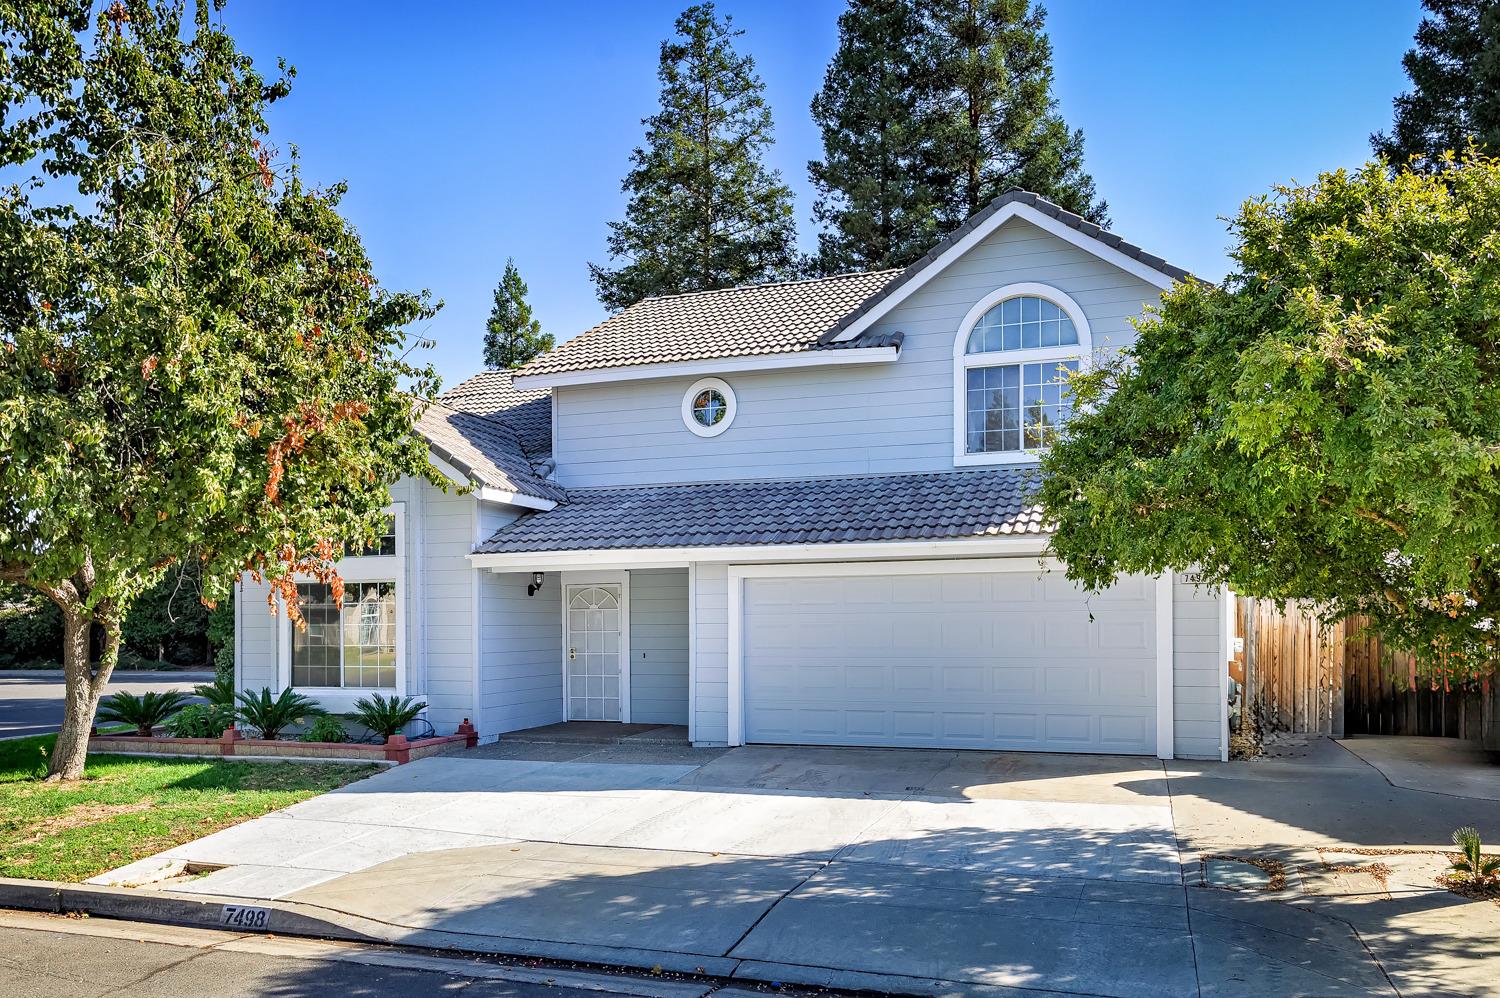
0;878;738;979
0;878;378;945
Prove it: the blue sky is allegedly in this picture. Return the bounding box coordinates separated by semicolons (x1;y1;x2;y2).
219;1;1421;391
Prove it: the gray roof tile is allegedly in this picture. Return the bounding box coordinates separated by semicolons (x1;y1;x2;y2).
474;468;1045;554
515;270;901;378
439;369;552;460
415;400;567;504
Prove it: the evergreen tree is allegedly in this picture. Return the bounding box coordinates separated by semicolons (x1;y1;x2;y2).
483;259;553;369
590;3;798;310
1372;0;1500;168
808;0;940;273
925;0;1106;228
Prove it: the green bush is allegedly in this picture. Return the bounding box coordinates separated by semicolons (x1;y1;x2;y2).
96;690;189;736
234;688;326;741
164;703;237;739
0;583;62;666
349;694;427;743
299;715;350;744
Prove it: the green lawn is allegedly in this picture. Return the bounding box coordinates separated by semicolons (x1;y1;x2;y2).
0;733;380;882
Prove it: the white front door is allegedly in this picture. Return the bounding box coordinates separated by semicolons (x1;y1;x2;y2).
566;583;622;721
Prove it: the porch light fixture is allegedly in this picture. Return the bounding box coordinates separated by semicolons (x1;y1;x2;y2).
527;572;546;597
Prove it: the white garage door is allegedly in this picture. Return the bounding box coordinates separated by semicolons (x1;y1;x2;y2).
741;564;1158;755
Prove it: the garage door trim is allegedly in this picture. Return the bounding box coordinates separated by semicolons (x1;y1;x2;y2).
726;558;1175;759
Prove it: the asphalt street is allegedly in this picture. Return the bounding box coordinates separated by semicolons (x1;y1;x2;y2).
0;670;211;739
0;910;768;998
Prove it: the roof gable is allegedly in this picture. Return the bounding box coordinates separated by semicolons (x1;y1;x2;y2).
821;191;1193;345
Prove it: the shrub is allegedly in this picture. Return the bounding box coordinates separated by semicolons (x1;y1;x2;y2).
234;688;326;741
193;674;237;709
1451;827;1500;886
299;715;350;744
96;690;189;736
349;694;427;743
164;703;237;739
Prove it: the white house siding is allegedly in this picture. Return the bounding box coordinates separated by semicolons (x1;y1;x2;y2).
552;218;1162;488
231;474;481;736
234;575;278;692
691;563;729;745
1172;576;1225;760
478;507;564;738
628;568;689;725
415;479;476;735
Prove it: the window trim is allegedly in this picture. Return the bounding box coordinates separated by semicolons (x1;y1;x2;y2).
278;502;406;702
680;377;737;438
952;283;1092;467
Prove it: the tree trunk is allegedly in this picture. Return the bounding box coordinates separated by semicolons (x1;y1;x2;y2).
47;610;121;782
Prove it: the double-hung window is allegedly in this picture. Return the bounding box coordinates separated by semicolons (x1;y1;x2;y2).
953;283;1090;465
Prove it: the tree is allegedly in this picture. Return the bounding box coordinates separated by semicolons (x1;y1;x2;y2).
590;3;798;310
0;0;438;779
924;0;1106;229
808;0;940;273
1035;154;1500;673
1372;0;1500;168
483;258;553;369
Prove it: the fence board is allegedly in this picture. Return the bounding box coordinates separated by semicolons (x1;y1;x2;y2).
1240;599;1498;748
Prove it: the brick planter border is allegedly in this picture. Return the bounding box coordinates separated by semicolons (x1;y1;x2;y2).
88;720;478;765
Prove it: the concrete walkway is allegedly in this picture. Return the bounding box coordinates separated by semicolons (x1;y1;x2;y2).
93;738;1500;998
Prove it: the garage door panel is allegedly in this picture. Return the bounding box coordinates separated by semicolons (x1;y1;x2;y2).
742;568;1158;755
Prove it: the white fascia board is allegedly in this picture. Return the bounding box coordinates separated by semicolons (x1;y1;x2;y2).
428;452;471;488
512;345;899;391
474;487;556;512
469;534;1052;572
832;203;1178;343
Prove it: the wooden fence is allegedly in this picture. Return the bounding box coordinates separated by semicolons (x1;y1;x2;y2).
1238;597;1499;749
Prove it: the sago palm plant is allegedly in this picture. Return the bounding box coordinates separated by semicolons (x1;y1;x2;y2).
96;690;188;736
234;687;325;740
1451;827;1500;887
348;694;427;742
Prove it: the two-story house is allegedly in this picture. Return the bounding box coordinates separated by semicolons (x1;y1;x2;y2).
232;191;1230;761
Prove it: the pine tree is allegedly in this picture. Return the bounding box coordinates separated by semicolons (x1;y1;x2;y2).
924;0;1107;228
590;3;798;310
808;0;941;273
1372;0;1500;168
483;259;553;369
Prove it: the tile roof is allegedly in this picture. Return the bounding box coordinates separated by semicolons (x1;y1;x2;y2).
439;369;552;460
515;269;902;377
415;400;567;504
474;468;1045;554
820;189;1196;343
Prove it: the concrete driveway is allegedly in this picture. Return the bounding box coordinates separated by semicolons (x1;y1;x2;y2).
95;738;1500;998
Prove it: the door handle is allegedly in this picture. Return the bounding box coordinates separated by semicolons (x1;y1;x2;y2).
569;647;576;660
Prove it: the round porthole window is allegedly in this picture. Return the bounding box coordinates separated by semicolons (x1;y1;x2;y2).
681;377;736;437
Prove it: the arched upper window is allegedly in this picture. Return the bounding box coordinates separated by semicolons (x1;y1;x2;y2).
952;283;1090;466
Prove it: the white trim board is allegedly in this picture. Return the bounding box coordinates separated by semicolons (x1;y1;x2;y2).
472;535;1053;572
832;201;1178;344
1155;573;1175;761
512;345;899;391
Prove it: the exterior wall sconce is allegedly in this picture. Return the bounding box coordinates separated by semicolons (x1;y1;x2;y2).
527;572;546;597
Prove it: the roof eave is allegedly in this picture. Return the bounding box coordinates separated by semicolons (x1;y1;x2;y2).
421;439;559;512
468;532;1052;571
512;344;900;391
